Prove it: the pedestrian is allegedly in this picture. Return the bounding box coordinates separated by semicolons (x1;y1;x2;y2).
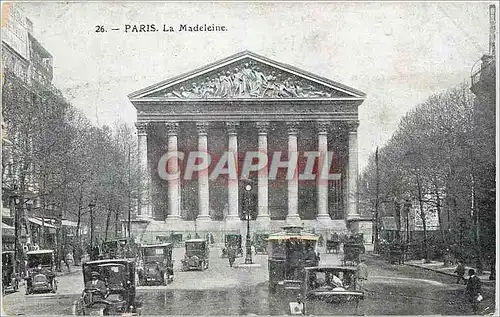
228;247;236;268
356;257;368;290
65;250;74;272
454;260;466;284
465;269;482;314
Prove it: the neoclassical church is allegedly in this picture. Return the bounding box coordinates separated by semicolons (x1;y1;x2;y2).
127;51;372;243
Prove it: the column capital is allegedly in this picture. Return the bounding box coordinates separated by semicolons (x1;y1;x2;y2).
196;121;209;135
346;120;360;133
256;121;270;135
226;121;239;135
316;121;330;135
165;122;179;135
135;122;149;135
287;122;299;135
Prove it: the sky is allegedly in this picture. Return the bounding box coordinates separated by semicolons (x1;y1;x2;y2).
14;1;493;170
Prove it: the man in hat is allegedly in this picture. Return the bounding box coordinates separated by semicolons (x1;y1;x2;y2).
465;269;482;314
85;271;107;296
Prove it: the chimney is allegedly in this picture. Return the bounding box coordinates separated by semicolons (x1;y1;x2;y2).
489;5;496;56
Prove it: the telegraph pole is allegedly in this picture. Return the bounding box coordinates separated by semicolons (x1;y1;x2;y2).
374;147;380;253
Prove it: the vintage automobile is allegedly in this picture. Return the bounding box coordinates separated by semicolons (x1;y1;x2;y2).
137;243;174;286
24;250;57;295
72;259;142;316
2;251;20;294
325;232;341;254
342;243;364;266
181;239;209;271
221;233;243;258
253;233;270;255
267;225;320;293
101;238;138;260
288;266;364;315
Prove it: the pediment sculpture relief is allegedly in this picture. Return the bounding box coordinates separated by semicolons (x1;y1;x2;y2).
157;60;341;99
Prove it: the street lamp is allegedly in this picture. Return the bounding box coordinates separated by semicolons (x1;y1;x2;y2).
88;201;96;260
404;200;412;243
244;183;253;264
12;192;21;275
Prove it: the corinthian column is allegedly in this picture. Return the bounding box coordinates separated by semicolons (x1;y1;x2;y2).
286;122;300;224
166;122;181;220
136;122;152;218
226;121;240;221
346;121;360;220
317;121;330;220
256;122;270;222
196;122;211;221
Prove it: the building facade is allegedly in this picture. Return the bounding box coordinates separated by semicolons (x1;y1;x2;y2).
1;4;57;252
129;51;369;243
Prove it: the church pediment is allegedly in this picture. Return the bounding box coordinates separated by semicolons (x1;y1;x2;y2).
129;51;365;100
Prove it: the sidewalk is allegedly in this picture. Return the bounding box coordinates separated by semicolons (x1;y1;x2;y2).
404;259;495;286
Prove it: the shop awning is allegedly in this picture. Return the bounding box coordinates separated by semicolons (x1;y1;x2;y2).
2;222;15;236
62;220;78;227
28;217;57;229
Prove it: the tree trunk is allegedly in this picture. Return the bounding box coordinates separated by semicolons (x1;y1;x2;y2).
415;170;430;263
433;180;446;246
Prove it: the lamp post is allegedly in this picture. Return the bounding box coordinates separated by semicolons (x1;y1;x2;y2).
244;183;253;264
404;200;412;243
12;192;21;275
88;201;96;260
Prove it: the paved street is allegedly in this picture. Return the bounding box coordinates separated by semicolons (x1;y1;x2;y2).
2;247;496;315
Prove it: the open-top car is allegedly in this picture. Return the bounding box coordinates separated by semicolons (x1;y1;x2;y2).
181;239;209;271
72;259;142;316
253;233;270;255
289;266;364;315
2;251;20;294
221;233;243;258
24;250;57;295
137;243;174;286
267;225;320;293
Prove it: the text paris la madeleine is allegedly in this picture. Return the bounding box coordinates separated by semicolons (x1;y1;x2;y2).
124;24;227;33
